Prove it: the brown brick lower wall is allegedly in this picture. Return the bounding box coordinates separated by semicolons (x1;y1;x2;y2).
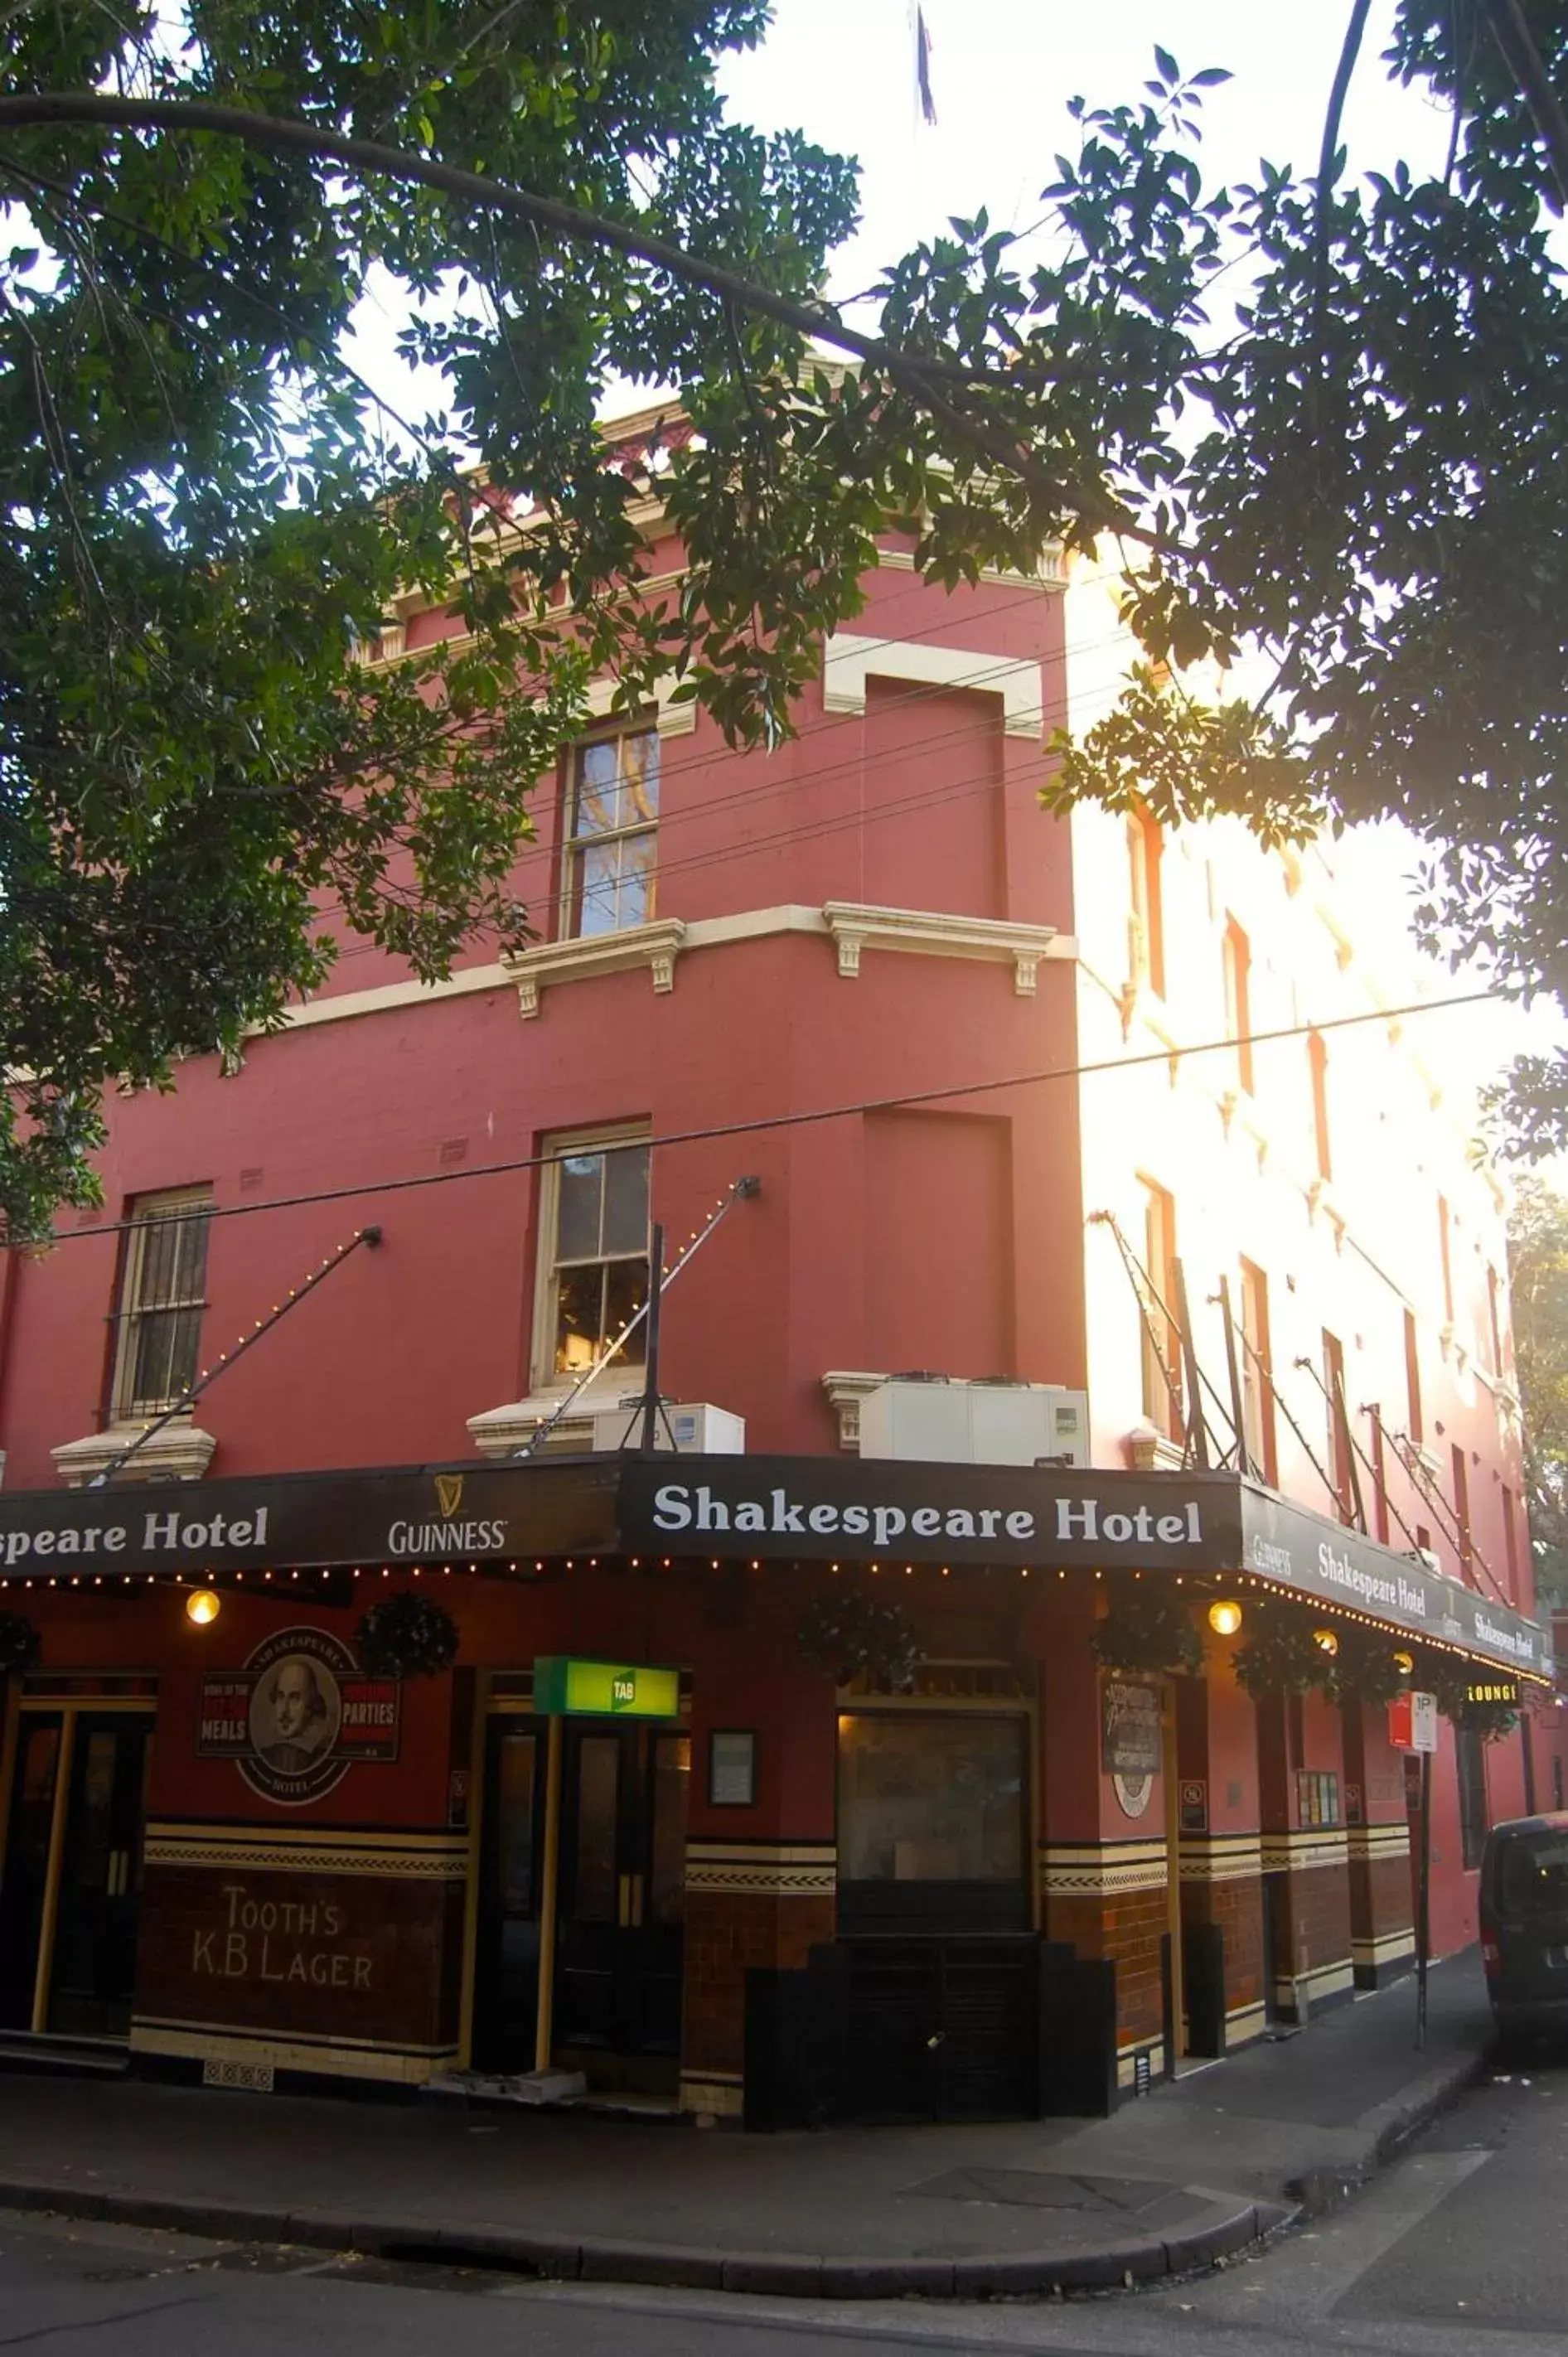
1267;1857;1354;2015
1046;1885;1169;2048
1183;1873;1266;2022
681;1890;835;2078
1348;1845;1416;1982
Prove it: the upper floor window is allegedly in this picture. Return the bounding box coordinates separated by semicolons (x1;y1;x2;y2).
1127;804;1165;999
1451;1441;1473;1577
1307;1029;1332;1182
565;728;660;938
1222;919;1254;1094
1322;1328;1353;1522
1502;1483;1520;1603
1238;1257;1276;1484
535;1129;651;1385
1437;1193;1454;1325
1140;1177;1183;1442
1404;1307;1424;1445
110;1188;212;1419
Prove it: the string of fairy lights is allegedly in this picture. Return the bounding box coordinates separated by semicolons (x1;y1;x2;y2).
1;1541;1546;1690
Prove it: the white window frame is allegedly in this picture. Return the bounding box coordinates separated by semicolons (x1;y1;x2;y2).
561;725;661;941
530;1123;652;1393
109;1186;213;1420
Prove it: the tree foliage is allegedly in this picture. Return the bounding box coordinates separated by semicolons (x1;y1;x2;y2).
1508;1177;1568;1603
6;2;1568;1233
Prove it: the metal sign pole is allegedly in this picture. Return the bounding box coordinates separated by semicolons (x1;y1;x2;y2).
639;1222;666;1457
1416;1746;1432;2051
534;1712;564;2074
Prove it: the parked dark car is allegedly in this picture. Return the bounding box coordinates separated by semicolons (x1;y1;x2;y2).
1479;1813;1568;2047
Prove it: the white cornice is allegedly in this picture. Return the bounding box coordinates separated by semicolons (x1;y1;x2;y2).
583;675;697;737
820;1370;888;1451
262;905;1076;1038
872;547;1067;592
274;964;511;1032
822;902;1061;995
821;632;1045;737
501;918;688;1019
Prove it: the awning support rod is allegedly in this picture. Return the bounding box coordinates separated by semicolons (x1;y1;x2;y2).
516;1177;760;1459
90;1227;383;1487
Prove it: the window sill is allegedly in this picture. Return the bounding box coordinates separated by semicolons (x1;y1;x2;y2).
1126;1426;1187;1474
501;919;687;1019
51;1418;217;1488
467;1384;638;1459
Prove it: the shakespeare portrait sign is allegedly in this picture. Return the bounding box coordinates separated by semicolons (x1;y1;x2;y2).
196;1625;399;1803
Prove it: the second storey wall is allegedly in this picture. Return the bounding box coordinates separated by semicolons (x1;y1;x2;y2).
5;933;1091;1484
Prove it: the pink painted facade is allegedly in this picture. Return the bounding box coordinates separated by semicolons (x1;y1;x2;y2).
0;525;1545;2109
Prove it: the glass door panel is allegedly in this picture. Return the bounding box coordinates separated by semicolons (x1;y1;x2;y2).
0;1716;62;2031
555;1733;623;2048
472;1720;542;2072
46;1715;153;2038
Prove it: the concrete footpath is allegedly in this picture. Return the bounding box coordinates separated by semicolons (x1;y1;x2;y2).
0;1955;1492;2301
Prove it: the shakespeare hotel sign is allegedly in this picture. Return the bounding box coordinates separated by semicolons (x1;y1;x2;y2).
0;1455;1546;1680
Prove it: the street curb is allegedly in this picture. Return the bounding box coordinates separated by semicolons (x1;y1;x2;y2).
0;2176;1273;2299
1283;2045;1489;2216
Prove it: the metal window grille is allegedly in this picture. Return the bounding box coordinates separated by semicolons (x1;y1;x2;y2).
549;1141;651;1378
565;729;660;938
111;1189;212;1417
1456;1726;1489;1873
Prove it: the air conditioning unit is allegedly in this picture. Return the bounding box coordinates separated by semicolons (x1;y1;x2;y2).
857;1380;1090;1468
589;1401;746;1455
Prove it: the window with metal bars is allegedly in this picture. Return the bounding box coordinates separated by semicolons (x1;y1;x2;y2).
1456;1725;1489;1873
110;1188;212;1418
564;728;660;938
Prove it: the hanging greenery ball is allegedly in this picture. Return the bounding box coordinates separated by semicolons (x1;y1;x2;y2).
355;1591;459;1680
1086;1574;1202;1677
1231;1601;1335;1700
797;1585;922;1691
0;1610;40;1676
1327;1625;1409;1710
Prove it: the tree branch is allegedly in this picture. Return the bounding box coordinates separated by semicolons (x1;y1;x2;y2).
1486;0;1568;210
1310;0;1373;414
0;88;1149;535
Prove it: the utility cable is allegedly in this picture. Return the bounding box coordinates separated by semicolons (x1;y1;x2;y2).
40;985;1498;1245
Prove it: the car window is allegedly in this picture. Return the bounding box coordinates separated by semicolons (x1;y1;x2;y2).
1498;1834;1568;1919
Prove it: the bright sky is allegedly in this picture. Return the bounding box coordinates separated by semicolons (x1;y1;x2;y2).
344;2;1562;1130
714;1;1450;308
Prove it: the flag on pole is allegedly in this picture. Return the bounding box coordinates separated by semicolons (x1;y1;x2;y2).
913;5;936;127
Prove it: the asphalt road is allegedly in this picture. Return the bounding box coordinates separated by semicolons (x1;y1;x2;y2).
2;2048;1565;2357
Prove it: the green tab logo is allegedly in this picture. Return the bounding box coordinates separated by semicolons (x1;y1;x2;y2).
612;1672;636;1711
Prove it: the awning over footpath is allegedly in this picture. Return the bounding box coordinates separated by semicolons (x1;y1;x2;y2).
0;1454;1549;1682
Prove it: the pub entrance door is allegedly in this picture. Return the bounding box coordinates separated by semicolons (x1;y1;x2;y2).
0;1702;156;2040
472;1711;689;2093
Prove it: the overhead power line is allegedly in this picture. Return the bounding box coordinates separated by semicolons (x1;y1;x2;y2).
44;987;1498;1246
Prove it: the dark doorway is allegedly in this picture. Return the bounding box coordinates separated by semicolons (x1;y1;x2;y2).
0;1710;154;2039
472;1714;689;2093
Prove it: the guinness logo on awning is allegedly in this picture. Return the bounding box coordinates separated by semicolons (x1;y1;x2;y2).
433;1473;464;1517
